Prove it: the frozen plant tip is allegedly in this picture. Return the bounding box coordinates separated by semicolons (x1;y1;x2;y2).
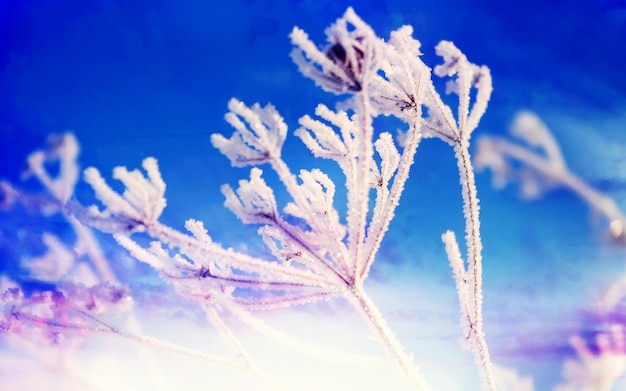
290;7;378;94
211;99;287;167
83;157;166;232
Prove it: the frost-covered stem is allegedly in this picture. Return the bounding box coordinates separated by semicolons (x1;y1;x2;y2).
454;140;496;391
143;221;330;286
351;90;375;279
424;83;459;143
361;108;423;280
456;142;482;333
269;157;351;278
202;304;281;391
347;284;430;390
275;217;349;283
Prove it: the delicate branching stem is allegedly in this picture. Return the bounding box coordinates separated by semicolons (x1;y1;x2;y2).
66;9;502;390
425;83;460;143
270;157;352;278
348;284;430;391
361;74;426;280
352;90;375;280
143;221;331;287
456;142;482;327
273;208;349;284
454;141;496;391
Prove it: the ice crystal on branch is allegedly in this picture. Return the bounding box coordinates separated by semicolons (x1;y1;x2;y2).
207;7;495;390
364;16;497;391
82;156;342;310
296;104;353;165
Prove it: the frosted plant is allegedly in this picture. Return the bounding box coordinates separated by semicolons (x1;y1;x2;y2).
22;133;79;205
415;39;495;391
73;7;500;390
554;325;626;391
0;281;134;391
0;7;504;390
0;156;133;386
293;10;497;389
1;278;252;390
475;111;626;242
309;10;497;387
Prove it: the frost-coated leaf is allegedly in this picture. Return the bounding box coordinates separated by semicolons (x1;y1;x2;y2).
84;157;167;227
369;25;429;121
222;168;278;226
212;99;287;167
375;133;401;188
185;219;213;244
283;169;345;241
296;112;348;162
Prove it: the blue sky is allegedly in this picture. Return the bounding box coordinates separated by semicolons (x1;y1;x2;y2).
1;0;626;389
